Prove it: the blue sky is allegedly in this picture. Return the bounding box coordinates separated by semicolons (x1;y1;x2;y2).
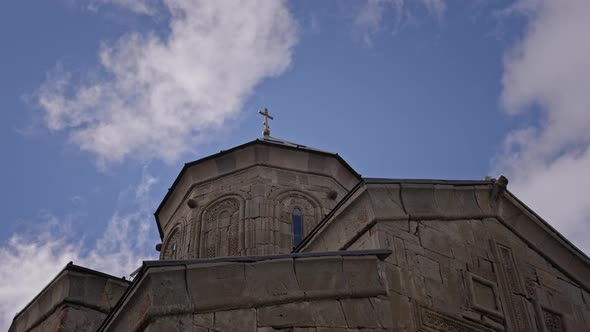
1;0;590;328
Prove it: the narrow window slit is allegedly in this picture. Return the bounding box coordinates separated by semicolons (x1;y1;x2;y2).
292;208;303;247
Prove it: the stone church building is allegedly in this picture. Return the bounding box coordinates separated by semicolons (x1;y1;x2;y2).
9;129;590;331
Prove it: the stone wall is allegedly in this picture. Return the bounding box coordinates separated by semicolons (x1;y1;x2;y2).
159;164;352;260
300;181;590;331
100;251;392;332
156;141;360;243
24;304;107;332
9;264;129;332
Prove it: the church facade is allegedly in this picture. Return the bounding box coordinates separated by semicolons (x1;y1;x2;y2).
9;135;590;332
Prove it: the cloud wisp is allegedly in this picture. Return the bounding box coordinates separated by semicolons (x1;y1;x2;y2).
0;168;160;330
37;0;298;167
495;0;590;255
352;0;447;46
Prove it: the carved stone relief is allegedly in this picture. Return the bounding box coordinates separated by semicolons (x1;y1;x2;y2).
162;225;182;260
417;305;495;332
466;272;504;319
542;308;565;332
493;241;534;332
525;275;537;300
498;245;524;293
199;197;241;258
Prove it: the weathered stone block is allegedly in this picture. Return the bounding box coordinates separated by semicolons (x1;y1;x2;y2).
257;302;315;327
340;298;381;328
581;308;590;329
454;187;483;217
47;305;106;332
471;219;492;250
400;268;429;303
416;255;441;283
308;300;347;327
246;196;263;219
537;267;560;291
391;236;407;267
559;278;585;307
370;297;393;328
400;184;437;217
215;153;237;174
295;256;350;298
276;169;298;185
434;185;463;217
144;315;198;332
105;277;153;332
403;239;425;256
366;184;407;220
214;308;256;331
245;258;303;303
389;292;415;331
257;327;293;332
474;186;495;216
186;262;247;310
342;256;387;297
418;225;452;258
315;328;347;332
384;263;402;294
194;313;213;328
148;266;191;309
348;229;378;250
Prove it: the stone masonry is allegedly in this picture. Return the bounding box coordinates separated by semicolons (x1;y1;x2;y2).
9;263;129;332
98;251;393;331
298;179;590;331
10;137;590;331
155;138;359;259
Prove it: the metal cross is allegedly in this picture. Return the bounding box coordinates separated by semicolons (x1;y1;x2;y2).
258;108;274;137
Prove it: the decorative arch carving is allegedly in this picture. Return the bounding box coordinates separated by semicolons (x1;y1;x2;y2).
161;223;183;260
274;190;322;249
198;195;243;258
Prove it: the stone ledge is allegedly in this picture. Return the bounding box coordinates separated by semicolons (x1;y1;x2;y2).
301;181;590;294
100;251;390;331
9;263;129;332
141;297;392;332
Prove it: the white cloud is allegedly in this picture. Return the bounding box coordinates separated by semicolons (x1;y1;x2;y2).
354;0;402;47
88;0;161;15
37;0;298;167
495;0;590;256
353;0;446;46
421;0;446;20
0;169;159;330
495;0;542;18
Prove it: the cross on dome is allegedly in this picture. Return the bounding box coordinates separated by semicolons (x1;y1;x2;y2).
258;108;273;137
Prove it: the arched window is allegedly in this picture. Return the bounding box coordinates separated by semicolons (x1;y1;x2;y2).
200;197;241;258
163;228;181;260
292;208;303;247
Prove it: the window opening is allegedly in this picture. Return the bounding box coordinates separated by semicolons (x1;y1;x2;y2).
292;208;303;247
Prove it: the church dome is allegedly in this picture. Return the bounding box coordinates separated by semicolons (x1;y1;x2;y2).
154;136;361;260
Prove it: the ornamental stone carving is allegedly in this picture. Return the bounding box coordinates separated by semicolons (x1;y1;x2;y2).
543;309;564;332
417;306;495;332
162;225;182;260
199;197;241;258
493;242;534;332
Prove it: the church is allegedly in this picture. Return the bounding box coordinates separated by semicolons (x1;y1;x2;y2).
9;111;590;331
